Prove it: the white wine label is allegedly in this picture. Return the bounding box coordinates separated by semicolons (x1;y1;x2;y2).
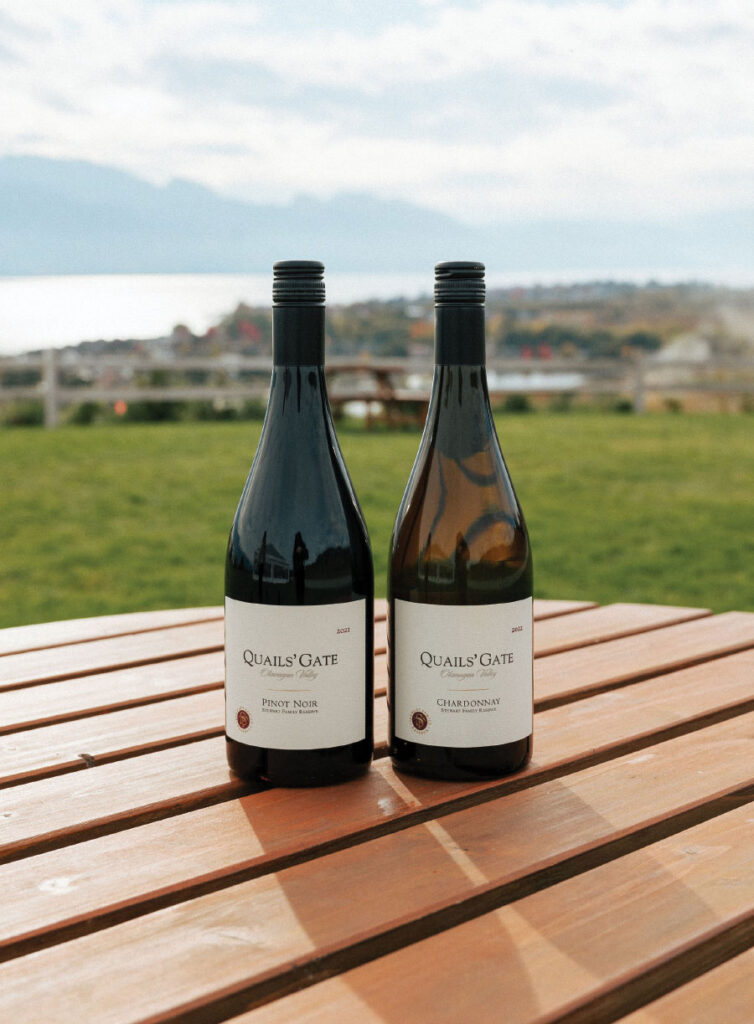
393;597;533;748
225;597;367;750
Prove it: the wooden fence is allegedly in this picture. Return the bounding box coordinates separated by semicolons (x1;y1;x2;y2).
1;351;753;427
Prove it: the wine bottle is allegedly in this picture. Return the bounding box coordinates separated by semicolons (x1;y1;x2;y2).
225;260;374;786
388;261;533;780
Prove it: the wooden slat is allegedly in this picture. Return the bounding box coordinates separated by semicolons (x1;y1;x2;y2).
0;621;224;691
0;720;751;1022
374;697;388;755
0;607;223;658
373;613;754;697
530;598;597;619
0;652;224;734
0;653;751;961
0;690;225;788
619;947;754;1024
374;598;387;620
0;737;249;864
374;618;386;655
535;611;754;707
533;602;709;656
240;805;754;1024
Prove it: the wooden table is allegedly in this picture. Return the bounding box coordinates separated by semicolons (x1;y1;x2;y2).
0;599;752;1023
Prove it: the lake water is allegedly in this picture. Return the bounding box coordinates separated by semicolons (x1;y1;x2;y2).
0;273;430;355
1;269;749;355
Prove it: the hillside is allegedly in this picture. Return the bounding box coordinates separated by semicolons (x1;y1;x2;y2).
51;280;754;363
1;156;752;276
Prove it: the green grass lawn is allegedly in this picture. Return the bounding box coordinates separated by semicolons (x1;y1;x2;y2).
1;414;752;628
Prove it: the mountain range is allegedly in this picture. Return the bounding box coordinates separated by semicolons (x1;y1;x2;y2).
0;155;751;277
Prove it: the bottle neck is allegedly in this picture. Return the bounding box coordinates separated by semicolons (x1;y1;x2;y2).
273;305;325;366
265;364;329;420
257;364;334;466
424;364;496;461
434;304;486;365
428;304;491;457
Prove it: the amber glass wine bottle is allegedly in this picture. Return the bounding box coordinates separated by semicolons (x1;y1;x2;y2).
225;261;374;786
389;261;533;780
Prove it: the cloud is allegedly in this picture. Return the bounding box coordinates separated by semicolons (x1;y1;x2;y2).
0;0;752;222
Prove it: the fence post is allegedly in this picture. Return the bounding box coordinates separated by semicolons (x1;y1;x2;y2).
43;348;59;428
633;357;646;413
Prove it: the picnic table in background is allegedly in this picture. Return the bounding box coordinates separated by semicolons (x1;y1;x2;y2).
0;597;752;1022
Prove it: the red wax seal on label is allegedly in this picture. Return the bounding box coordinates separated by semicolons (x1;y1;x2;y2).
411;710;429;732
236;709;251;730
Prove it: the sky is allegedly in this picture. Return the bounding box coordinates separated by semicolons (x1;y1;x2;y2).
0;0;752;225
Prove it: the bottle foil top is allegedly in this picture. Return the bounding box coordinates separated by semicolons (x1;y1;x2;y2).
273;260;326;305
434;261;485;305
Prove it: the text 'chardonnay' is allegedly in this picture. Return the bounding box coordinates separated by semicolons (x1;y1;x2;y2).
225;260;374;786
389;261;533;780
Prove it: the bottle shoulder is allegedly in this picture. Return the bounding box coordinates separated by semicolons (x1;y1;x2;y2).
226;418;372;605
394;433;526;544
390;434;531;603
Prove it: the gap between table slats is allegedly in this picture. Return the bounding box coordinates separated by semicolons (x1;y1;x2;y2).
0;651;752;962
0;721;751;1022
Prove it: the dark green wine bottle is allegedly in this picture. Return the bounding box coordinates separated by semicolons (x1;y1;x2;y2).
225;261;374;786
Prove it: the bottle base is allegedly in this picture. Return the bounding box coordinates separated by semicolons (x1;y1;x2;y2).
390;735;532;782
226;737;372;788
